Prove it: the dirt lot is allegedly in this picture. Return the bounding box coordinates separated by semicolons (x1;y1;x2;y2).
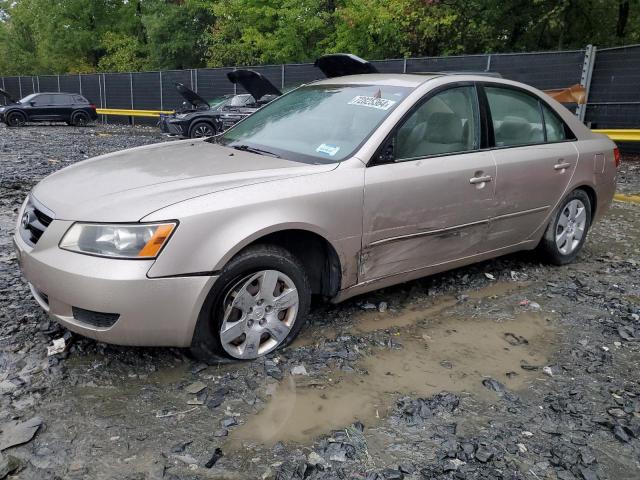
1;123;640;480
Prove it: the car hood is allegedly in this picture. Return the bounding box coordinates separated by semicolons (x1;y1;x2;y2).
175;83;209;109
227;70;282;100
0;88;17;104
32;139;338;222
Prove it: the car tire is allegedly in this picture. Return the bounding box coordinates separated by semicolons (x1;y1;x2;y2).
6;111;26;127
191;244;311;363
189;121;215;138
71;111;90;127
537;189;592;265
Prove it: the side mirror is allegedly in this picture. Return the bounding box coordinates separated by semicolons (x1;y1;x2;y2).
29;101;36;106
376;137;396;164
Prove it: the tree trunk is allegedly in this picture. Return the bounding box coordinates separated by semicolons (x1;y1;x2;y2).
616;0;630;38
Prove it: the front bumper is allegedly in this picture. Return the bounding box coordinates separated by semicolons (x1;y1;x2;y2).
163;119;187;136
13;218;217;347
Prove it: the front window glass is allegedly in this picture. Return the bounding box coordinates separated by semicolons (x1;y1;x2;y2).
395;86;479;160
218;84;412;163
486;87;544;147
18;93;39;104
32;94;52;105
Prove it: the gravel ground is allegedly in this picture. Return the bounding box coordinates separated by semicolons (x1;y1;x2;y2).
1;123;639;480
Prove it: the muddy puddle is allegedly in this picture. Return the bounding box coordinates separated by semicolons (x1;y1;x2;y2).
231;282;555;447
293;280;530;344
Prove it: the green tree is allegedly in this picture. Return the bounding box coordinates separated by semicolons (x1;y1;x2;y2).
1;0;639;75
142;0;214;70
206;0;337;67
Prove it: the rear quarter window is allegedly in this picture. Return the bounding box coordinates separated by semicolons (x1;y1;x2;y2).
73;96;89;104
542;104;575;142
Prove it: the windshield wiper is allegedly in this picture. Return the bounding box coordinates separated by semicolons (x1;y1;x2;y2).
232;144;281;158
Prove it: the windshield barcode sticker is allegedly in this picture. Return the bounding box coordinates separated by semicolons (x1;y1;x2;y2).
348;96;396;110
316;143;340;156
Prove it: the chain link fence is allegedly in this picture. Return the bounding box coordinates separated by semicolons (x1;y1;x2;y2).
2;44;639;149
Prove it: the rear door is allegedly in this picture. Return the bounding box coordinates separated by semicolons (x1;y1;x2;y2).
51;94;73;120
481;85;579;250
361;84;497;281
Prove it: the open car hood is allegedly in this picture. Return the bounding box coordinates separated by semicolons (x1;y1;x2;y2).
0;88;17;104
314;53;379;78
175;83;209;108
227;70;282;101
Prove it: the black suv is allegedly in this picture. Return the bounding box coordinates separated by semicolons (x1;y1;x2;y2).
159;69;282;138
0;90;98;127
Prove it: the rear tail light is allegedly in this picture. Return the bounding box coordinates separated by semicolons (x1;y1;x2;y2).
613;146;621;168
89;104;97;110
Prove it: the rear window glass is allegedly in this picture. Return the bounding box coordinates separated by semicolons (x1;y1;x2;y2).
486;87;544;147
51;95;72;105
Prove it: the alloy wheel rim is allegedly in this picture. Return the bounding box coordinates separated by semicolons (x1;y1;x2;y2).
219;269;299;359
555;199;586;255
9;114;23;126
194;125;213;137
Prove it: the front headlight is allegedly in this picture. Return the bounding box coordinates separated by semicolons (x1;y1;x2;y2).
175;113;188;119
59;222;177;259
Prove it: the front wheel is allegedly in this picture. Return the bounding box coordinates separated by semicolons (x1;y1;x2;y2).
6;111;26;127
191;245;311;362
537;189;591;265
189;121;215;138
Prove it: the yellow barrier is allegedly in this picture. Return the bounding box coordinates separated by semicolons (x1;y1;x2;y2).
96;108;174;118
592;129;640;142
614;194;640;204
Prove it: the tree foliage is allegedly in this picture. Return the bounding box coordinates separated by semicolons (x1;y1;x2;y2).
0;0;638;75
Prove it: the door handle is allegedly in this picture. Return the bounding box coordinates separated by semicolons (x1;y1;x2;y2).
553;161;571;170
469;175;492;184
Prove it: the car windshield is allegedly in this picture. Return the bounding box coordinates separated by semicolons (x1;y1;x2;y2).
229;94;253;107
209;96;234;109
217;84;412;163
18;93;38;104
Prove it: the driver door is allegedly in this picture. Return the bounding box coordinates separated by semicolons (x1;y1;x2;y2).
361;84;497;281
27;94;55;121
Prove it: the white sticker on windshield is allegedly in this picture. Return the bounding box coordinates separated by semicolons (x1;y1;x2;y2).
316;143;340;156
348;96;396;110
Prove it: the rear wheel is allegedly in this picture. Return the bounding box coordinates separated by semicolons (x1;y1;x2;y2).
189;121;215;138
6;111;26;127
71;111;90;127
538;189;591;265
191;245;311;362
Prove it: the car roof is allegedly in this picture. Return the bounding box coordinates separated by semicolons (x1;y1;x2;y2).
313;73;440;88
312;73;519;89
35;92;82;95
